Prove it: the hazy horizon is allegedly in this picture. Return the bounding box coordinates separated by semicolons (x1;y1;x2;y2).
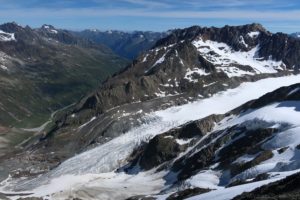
0;0;299;33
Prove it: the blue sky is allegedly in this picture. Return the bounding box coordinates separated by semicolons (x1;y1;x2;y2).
0;0;299;33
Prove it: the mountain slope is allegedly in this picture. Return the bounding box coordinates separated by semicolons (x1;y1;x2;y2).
1;76;300;200
0;22;128;127
75;30;168;59
3;23;298;171
34;23;300;156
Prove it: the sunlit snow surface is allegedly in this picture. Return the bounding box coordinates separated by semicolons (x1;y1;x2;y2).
1;75;300;199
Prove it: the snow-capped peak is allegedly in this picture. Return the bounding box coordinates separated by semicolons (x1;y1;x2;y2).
89;28;99;32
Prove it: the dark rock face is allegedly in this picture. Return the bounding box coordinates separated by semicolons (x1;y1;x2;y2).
233;172;300;200
139;135;183;170
259;33;300;69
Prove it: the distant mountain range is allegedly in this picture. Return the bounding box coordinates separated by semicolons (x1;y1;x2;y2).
74;29;168;59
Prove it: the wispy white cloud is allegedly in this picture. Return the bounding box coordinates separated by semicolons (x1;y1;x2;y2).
0;0;299;32
119;0;171;8
1;7;300;21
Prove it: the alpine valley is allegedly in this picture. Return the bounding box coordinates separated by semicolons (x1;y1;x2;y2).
1;22;300;200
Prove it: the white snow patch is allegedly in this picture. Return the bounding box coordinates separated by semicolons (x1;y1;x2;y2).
176;138;192;145
185;170;221;189
50;29;58;34
233;153;259;164
239;36;248;48
153;54;166;66
203;81;217;87
0;65;8;70
78;116;97;129
145;52;168;74
142;54;148;62
160;83;173;87
248;31;260;38
0;30;16;42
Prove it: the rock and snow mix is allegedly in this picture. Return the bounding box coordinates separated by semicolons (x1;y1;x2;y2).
42;25;58;34
192;38;285;78
184;68;210;82
181;101;300;200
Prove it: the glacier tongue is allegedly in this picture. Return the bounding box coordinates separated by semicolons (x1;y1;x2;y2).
2;74;300;197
